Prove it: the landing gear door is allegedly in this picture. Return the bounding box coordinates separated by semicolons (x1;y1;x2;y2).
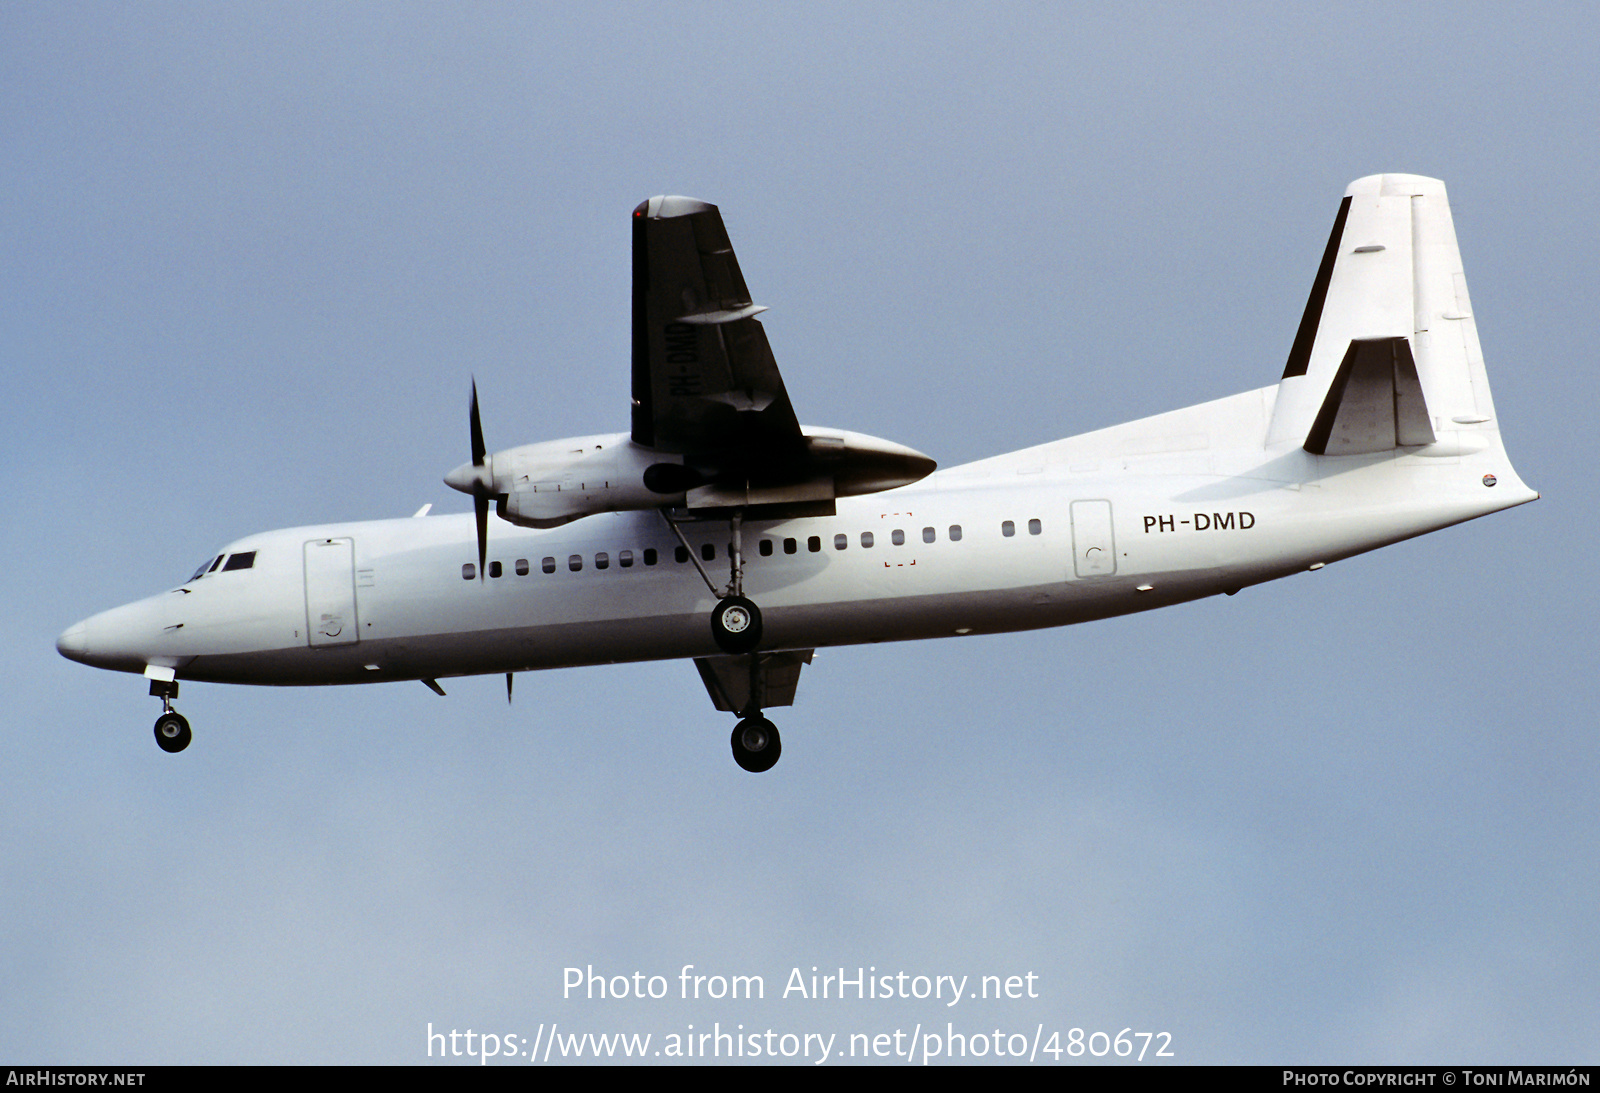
1070;500;1117;578
304;538;359;646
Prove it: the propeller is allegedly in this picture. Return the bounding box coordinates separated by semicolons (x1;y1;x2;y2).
443;378;496;580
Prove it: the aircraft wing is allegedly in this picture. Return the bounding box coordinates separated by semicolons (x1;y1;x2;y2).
694;650;813;714
631;197;804;463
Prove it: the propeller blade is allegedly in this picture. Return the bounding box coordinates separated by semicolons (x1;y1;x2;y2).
506;672;514;704
469;378;487;467
467;378;489;580
474;493;489;581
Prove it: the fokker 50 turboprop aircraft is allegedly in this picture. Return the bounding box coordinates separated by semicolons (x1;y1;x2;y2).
58;175;1536;771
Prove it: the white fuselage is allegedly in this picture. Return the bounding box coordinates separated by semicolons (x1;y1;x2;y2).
57;386;1534;688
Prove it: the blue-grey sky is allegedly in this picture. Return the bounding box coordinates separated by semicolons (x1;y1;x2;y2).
3;2;1595;1065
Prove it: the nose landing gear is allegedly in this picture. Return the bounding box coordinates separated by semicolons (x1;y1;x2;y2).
154;712;192;753
149;678;191;753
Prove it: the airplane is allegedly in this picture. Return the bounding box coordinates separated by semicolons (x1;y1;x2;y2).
57;175;1537;772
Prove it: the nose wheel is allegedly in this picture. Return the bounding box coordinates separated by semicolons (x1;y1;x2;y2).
149;678;191;753
154;712;192;753
731;716;781;773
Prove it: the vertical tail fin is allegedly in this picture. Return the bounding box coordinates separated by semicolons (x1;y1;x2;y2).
1267;175;1500;451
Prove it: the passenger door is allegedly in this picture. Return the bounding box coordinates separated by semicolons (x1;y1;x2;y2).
304;538;359;646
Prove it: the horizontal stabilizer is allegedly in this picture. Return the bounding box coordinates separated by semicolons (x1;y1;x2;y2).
1304;337;1436;455
695;650;813;714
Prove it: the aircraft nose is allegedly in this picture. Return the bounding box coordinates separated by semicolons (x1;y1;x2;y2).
56;621;89;662
55;598;172;673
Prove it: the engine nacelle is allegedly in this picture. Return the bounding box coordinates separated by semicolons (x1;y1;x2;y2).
454;427;936;529
492;433;681;529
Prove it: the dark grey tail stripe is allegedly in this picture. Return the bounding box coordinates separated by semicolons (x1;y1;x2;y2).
1281;195;1353;379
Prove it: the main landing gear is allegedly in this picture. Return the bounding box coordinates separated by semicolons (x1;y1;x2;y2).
711;595;762;655
663;510;766;656
709;513;775;770
150;678;191;753
710;512;763;654
662;508;782;771
731;716;781;773
725;646;783;774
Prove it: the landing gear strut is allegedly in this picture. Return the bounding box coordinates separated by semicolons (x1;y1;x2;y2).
711;511;763;653
663;509;766;656
150;679;191;753
730;716;781;773
725;652;782;773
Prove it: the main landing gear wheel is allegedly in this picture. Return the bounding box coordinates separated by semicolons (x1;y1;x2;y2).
731;716;781;773
153;712;192;754
710;595;762;655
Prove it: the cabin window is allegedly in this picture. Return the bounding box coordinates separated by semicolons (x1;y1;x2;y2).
759;539;774;557
595;552;610;570
861;531;874;548
701;543;716;562
643;548;658;565
783;537;797;555
808;536;821;552
1029;518;1042;535
222;551;257;571
949;524;963;541
834;533;848;550
462;564;475;580
619;549;634;568
923;527;936;544
1002;520;1015;537
515;558;529;576
675;545;689;564
542;557;556;574
891;529;905;546
568;554;583;572
488;561;503;578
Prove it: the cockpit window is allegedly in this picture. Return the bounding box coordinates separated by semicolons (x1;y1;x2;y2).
222;551;257;571
188;555;224;582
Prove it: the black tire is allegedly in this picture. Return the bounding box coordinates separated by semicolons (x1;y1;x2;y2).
710;596;762;655
153;712;192;753
730;716;781;773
